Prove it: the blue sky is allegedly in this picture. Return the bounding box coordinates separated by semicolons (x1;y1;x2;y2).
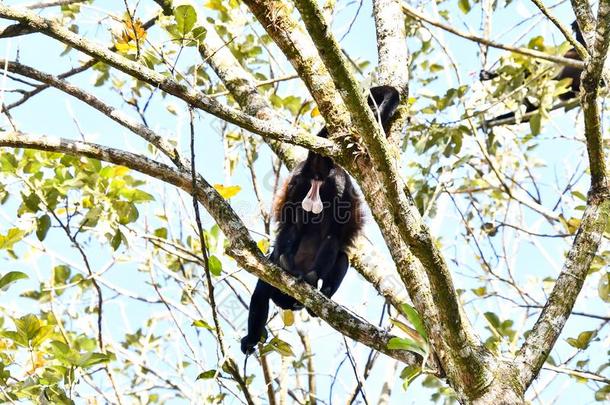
0;0;608;404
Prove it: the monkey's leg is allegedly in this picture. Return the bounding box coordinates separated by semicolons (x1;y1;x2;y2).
241;280;273;354
319;251;348;298
305;252;348;317
303;235;340;286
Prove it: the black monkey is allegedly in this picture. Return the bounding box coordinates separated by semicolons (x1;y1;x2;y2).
240;86;400;354
481;21;585;124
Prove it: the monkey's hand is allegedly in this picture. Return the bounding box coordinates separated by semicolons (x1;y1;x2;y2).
240;329;268;354
278;253;300;277
303;269;318;287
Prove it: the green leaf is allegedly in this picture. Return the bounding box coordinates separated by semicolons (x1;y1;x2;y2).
458;0;471;13
120;188;155;203
0;228;25;250
36;214;51;241
174;5;197;36
15;314;41;341
192;320;215;330
114;201;139;224
50;340;71;355
399;364;422;390
595;384;610;401
154;227;168;239
599;272;609;302
472;286;487;297
0;271;28;289
529;113;541;136
191;26;207;42
0;330;27;347
261;337;294;357
387;337;426;356
53;265;71;286
31;325;54;347
484;312;500;328
399;303;428;342
208;255;222;276
78;352;110;368
111;229;124;251
390;319;424;344
197;369;217;380
566;330;596;349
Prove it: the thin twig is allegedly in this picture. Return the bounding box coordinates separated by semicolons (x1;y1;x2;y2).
401;2;584;68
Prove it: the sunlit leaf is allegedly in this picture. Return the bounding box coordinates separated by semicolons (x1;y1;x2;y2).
213;184;241;199
0;271;28;290
192;320;215;330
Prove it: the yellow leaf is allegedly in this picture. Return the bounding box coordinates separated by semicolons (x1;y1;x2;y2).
257;238;270;254
310;106;320;117
214;184;241;199
282;310;294;326
115;41;135;53
123;18;147;42
28;352;45;374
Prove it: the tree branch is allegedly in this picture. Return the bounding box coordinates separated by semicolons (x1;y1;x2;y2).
24;0;87;8
0;130;429;370
401;2;585;69
570;0;597;49
516;1;610;388
241;0;352;136
528;0;588;59
153;0;300;168
372;0;410;145
372;0;409;95
580;2;610;193
0;5;336;156
293;1;503;401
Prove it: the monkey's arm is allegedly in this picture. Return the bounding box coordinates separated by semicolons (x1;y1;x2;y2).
270;223;302;276
241;280;272;354
271;177;306;276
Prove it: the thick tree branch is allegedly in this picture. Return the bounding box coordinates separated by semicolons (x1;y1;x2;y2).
570;0;597;49
372;0;410;145
401;3;585;69
0;5;336;156
580;3;610;193
372;0;409;95
293;1;505;401
516;1;610;388
0;22;35;38
24;0;87;8
0;130;429;370
2;50;411;346
515;199;610;387
241;0;351;136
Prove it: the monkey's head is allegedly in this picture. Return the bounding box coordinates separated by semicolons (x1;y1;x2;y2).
571;20;585;46
301;153;334;215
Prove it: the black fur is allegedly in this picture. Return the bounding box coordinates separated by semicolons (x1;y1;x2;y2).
240;86;400;354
